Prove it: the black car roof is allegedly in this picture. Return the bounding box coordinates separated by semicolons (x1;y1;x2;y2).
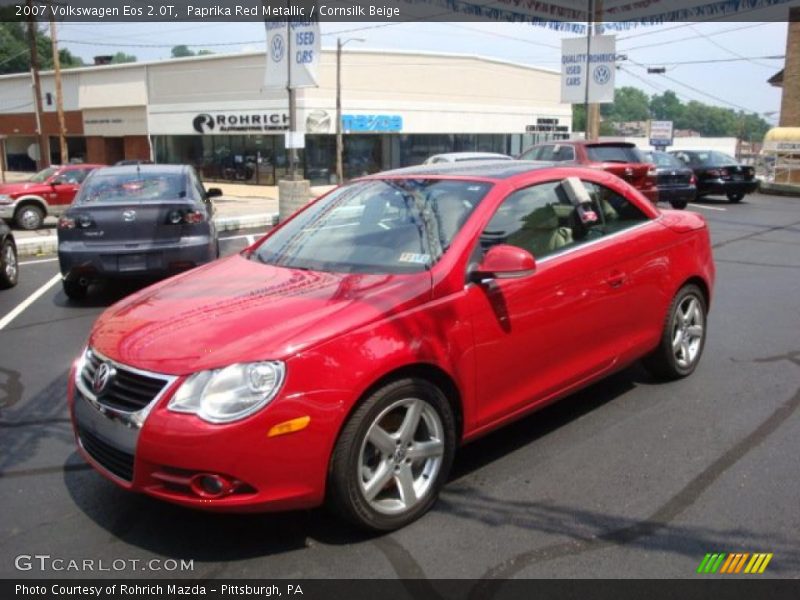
375;160;556;180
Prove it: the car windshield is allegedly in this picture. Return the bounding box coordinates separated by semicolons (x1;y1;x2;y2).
29;167;58;183
694;151;739;167
252;179;492;274
650;152;684;168
76;172;186;204
586;145;643;163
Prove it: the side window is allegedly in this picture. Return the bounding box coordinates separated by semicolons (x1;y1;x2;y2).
189;169;206;202
520;146;541;160
554;145;575;161
481;181;587;260
536;146;556;161
581;181;649;235
62;170;86;184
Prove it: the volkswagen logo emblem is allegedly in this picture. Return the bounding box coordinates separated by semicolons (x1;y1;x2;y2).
123;210;136;222
593;64;612;85
270;34;285;63
92;362;116;396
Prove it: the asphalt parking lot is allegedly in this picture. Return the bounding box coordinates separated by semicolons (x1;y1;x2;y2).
0;193;798;580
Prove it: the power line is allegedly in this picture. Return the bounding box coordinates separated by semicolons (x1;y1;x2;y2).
688;23;780;69
620;22;771;52
638;55;784;67
625;58;765;114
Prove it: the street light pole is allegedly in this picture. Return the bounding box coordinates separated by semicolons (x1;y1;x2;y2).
49;14;68;165
26;0;49;169
336;37;364;185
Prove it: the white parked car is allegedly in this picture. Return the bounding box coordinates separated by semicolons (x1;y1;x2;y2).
423;152;512;165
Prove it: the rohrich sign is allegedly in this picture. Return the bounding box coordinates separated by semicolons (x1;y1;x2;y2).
190;112;290;134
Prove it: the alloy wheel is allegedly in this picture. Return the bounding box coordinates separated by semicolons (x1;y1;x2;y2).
357;397;445;515
3;243;17;283
671;295;705;369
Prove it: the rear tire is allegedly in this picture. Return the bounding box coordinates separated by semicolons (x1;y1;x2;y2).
727;192;744;203
328;378;456;532
0;239;18;289
15;204;44;230
62;278;89;301
669;199;688;210
643;284;707;380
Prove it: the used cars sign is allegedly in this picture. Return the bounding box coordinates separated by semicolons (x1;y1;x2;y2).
561;34;616;104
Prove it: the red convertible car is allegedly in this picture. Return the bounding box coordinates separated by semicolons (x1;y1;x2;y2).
69;162;714;531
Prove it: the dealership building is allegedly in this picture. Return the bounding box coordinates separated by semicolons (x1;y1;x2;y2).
0;48;571;185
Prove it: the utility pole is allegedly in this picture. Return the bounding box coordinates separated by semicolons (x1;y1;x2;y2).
286;21;297;180
49;13;68;164
336;37;364;184
26;0;50;168
336;38;343;184
586;0;604;140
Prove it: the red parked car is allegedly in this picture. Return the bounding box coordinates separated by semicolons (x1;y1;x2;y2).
519;140;658;204
69;162;714;531
0;164;105;230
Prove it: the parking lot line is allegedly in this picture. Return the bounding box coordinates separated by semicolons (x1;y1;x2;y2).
19;257;59;266
0;273;61;331
689;203;727;212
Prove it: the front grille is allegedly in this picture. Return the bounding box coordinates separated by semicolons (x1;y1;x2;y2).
77;425;134;482
80;349;168;412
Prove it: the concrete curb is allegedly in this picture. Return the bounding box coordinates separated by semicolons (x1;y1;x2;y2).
15;212;279;258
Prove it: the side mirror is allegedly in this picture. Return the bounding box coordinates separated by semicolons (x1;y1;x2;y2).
206;188;223;199
50;177;66;186
471;244;536;283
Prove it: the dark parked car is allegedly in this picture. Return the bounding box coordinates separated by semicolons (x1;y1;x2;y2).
518;141;658;204
115;159;154;166
0;220;18;289
57;165;221;300
669;150;758;203
640;151;697;210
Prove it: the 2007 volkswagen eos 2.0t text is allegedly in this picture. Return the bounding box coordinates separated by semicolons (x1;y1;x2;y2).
69;162;715;531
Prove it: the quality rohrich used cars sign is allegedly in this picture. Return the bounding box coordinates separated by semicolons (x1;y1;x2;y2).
264;20;321;89
561;34;616;104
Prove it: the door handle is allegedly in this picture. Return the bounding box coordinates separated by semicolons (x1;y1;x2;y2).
605;271;627;288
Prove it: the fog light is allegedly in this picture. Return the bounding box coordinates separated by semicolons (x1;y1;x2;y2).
190;473;232;498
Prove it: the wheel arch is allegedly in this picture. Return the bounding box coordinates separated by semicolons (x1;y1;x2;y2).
14;195;48;215
680;275;711;309
338;362;465;448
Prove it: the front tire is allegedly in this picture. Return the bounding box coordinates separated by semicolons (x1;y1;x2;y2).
14;204;44;230
328;378;456;532
0;239;18;289
643;284;707;380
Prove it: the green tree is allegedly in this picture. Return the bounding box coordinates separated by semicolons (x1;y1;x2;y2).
0;21;84;75
649;90;684;122
604;86;651;122
171;45;194;58
109;52;137;64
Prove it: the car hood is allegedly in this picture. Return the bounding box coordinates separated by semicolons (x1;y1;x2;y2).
0;182;45;196
89;254;432;374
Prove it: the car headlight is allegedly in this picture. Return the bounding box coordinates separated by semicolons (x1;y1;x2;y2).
0;194;13;204
168;361;285;423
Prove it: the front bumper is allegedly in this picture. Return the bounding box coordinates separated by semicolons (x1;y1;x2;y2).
698;179;759;197
0;203;16;220
59;236;215;281
68;354;344;513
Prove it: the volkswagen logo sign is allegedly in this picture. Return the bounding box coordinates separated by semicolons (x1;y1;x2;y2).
270;34;285;63
122;210;137;222
92;362;116;396
593;64;612;85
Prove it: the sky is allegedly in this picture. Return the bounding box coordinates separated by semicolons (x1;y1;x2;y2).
55;19;788;122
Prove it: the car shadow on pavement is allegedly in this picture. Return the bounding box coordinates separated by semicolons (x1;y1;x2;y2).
52;278;161;309
61;364;657;565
